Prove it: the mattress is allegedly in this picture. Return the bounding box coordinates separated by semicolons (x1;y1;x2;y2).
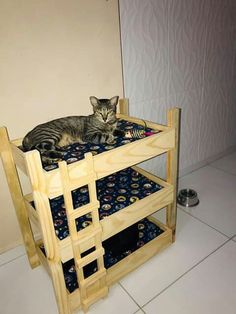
26;119;156;171
32;167;163;240
40;218;164;293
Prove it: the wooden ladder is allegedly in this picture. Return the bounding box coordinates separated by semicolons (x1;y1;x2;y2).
59;153;108;312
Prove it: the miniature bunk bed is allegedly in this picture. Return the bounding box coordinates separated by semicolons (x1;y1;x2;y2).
0;99;180;314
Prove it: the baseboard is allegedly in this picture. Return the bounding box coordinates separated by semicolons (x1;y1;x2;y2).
0;240;23;255
179;145;236;178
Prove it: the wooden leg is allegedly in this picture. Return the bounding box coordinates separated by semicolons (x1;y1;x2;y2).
0;127;40;268
166;108;180;242
49;261;72;314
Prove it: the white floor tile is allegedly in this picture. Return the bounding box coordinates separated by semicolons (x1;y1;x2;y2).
133;310;145;314
143;240;236;314
120;210;227;307
76;284;139;314
210;151;236;175
0;255;58;314
0;245;26;266
0;254;139;314
178;166;236;237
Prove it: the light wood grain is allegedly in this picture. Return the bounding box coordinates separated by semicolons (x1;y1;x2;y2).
166;108;181;242
0;102;180;313
25;150;71;314
0;126;39;268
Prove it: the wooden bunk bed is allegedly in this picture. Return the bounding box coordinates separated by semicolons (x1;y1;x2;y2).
0;99;180;313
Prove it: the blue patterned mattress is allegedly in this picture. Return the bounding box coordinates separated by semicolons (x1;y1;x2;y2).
32;167;163;240
30;119;156;171
40;218;164;293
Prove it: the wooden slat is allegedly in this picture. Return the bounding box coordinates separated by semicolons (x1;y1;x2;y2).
77;247;104;269
10;143;28;175
94;128;175;179
24;197;39;227
132;165;170;188
11;138;23;146
68;201;99;221
101;185;173;241
0;126;39;268
80;269;106;288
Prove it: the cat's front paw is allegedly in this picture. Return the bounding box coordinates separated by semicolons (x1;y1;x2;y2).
106;134;115;144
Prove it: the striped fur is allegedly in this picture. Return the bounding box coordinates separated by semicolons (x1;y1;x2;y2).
22;96;124;164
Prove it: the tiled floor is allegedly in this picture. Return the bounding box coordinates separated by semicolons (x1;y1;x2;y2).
0;152;236;314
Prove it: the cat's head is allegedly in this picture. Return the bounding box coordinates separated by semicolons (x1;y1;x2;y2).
90;96;119;123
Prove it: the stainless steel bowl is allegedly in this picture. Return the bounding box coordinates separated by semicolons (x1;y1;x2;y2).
177;188;199;207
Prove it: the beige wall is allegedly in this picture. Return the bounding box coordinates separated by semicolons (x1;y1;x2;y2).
0;0;123;252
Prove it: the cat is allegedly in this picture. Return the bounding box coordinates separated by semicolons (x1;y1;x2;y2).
22;96;124;164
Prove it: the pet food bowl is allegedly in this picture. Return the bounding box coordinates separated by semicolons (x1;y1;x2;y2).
177;188;199;207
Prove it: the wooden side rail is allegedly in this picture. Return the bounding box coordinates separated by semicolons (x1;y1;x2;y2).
0;127;39;268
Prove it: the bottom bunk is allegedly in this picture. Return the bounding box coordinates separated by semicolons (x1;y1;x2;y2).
36;216;172;312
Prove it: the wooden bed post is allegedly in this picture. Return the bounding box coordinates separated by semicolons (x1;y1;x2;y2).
25;150;71;314
0;126;39;268
166;108;180;242
119;98;129;115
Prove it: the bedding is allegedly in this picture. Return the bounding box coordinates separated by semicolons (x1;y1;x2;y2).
32;167;163;240
21;119;156;171
40;218;164;293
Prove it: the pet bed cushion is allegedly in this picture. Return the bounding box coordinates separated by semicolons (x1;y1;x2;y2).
32;167;162;240
40;218;164;293
27;119;156;171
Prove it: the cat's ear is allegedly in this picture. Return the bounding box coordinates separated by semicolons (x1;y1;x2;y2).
90;96;99;109
110;96;119;107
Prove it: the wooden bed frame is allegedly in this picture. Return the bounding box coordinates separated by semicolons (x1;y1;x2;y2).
0;99;180;313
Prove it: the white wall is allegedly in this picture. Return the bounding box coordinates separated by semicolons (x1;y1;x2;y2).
119;0;236;178
0;0;123;252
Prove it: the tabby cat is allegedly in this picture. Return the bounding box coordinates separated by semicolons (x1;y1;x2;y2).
22;96;124;164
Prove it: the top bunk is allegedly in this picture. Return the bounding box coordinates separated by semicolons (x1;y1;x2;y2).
7;101;176;200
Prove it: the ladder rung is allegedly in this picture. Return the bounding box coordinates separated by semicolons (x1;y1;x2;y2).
82;286;108;310
76;247;104;269
68;201;100;220
75;226;102;245
80;268;106;288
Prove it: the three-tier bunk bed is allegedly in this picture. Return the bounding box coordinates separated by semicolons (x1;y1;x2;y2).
0;99;180;313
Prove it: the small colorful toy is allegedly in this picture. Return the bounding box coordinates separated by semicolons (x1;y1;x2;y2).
124;129;157;139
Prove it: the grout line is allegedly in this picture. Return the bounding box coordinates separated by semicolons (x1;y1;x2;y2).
207;163;236;177
179;148;236;179
119;282;143;312
179;162;210;179
141;237;233;310
0;252;26;268
133;309;145;314
177;206;231;239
